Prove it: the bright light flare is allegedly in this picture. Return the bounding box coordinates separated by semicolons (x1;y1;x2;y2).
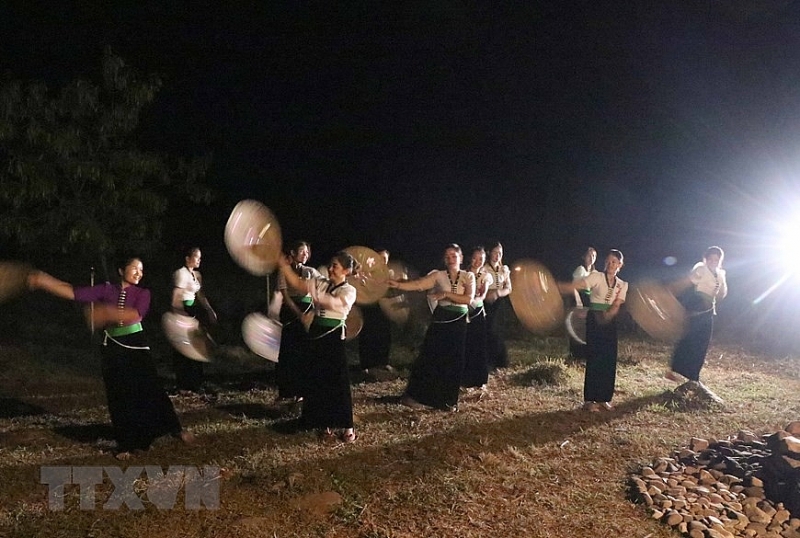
752;211;800;305
753;273;792;305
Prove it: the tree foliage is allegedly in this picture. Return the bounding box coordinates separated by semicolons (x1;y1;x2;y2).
0;48;212;262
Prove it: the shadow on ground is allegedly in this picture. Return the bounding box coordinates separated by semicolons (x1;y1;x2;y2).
0;397;47;419
53;423;114;444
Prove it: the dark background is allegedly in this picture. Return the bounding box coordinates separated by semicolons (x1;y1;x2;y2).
3;2;800;346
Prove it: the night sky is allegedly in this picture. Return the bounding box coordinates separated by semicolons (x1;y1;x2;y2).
3;2;800;335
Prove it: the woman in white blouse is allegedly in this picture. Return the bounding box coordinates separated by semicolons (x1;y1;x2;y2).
275;241;320;402
666;246;728;383
560;249;627;412
572;247;597;307
388;243;475;411
462;246;493;391
483;242;512;369
569;246;597;359
275;250;359;443
171;247;217;395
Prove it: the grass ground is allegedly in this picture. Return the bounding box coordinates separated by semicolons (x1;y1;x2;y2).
1;327;799;538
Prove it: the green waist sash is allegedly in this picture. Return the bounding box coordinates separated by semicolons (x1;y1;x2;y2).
105;322;143;337
313;317;345;328
589;303;612;312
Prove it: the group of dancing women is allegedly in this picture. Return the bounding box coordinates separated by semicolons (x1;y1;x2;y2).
562;245;727;411
271;241;514;433
388;242;512;411
23;237;727;456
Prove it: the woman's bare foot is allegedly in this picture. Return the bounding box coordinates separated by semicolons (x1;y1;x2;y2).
114;451;133;461
341;429;357;443
178;430;196;444
664;370;682;383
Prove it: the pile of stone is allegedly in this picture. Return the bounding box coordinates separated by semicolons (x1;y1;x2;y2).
630;422;800;538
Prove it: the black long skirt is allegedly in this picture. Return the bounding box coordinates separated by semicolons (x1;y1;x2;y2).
275;301;311;399
300;324;353;430
583;310;618;403
102;331;182;452
670;310;713;382
358;303;391;369
173;302;213;392
405;307;468;409
484;298;509;368
462;306;489;388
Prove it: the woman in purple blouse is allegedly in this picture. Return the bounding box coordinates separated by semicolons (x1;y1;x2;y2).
28;256;193;460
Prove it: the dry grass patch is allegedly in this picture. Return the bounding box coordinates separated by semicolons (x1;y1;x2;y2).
512;358;571;387
1;337;799;537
